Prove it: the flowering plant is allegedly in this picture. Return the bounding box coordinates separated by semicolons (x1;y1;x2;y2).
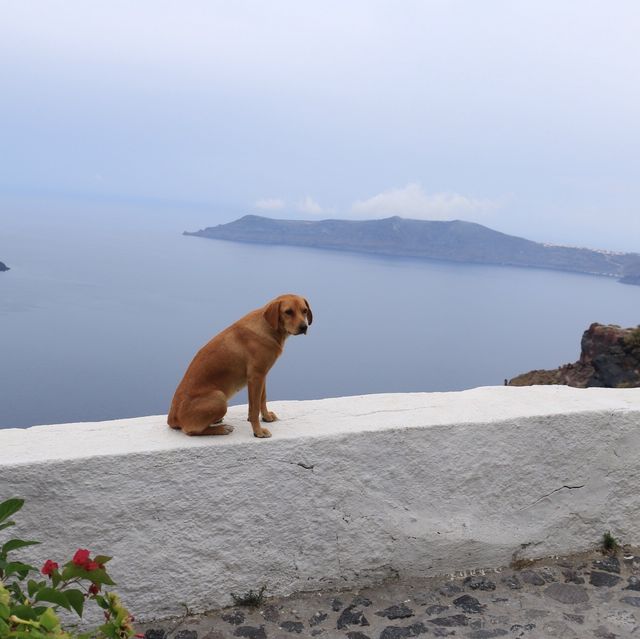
0;497;140;639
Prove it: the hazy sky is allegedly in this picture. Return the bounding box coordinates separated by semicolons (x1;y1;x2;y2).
2;1;639;250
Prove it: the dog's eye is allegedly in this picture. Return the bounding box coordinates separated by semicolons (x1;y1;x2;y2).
284;309;293;316
302;308;307;315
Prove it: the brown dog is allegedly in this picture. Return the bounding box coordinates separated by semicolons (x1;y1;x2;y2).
168;294;312;438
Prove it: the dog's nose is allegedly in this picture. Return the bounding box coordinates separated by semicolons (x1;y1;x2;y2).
298;324;308;334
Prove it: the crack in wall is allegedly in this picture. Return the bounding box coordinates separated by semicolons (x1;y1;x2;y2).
352;407;424;417
332;506;343;577
274;458;315;471
518;484;585;511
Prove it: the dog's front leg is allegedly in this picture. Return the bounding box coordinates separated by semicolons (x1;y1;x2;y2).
248;374;272;438
260;383;278;423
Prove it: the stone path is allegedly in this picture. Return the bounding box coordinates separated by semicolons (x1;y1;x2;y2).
138;549;640;639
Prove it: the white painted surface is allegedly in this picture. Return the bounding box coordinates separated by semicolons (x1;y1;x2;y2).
1;386;639;621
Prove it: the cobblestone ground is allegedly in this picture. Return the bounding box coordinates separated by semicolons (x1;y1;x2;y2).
137;549;640;639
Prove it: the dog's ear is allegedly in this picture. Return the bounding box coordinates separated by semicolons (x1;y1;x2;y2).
263;300;281;330
304;298;313;325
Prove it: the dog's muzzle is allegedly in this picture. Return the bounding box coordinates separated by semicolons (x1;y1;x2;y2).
298;324;308;335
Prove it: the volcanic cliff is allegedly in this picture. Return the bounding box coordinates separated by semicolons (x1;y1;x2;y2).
509;323;640;388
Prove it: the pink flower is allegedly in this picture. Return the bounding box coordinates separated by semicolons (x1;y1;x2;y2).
41;559;59;576
72;549;91;567
85;561;100;571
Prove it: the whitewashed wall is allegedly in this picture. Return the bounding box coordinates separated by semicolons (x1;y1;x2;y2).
1;386;639;621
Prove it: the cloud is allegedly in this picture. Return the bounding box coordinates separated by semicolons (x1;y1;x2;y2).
297;196;324;215
351;183;497;220
255;197;285;210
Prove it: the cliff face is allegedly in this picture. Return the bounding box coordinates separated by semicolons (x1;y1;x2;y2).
619;260;640;285
0;261;9;272
509;323;640;388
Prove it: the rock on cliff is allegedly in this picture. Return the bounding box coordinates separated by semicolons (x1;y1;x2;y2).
509;323;640;388
0;261;9;272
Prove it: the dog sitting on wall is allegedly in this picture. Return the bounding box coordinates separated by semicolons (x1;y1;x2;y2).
168;294;312;438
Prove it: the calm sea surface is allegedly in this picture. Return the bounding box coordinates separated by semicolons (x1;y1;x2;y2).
2;197;639;429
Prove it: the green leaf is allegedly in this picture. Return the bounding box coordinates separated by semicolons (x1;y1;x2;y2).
11;605;39;621
38;607;60;632
0;498;24;524
60;563;84;581
51;571;61;589
61;563;116;586
0;521;16;532
86;568;116;586
0;602;9;618
99;622;119;639
2;539;40;555
27;579;41;598
4;561;37;579
65;588;84;617
93;555;112;566
34;587;71;611
8;581;25;601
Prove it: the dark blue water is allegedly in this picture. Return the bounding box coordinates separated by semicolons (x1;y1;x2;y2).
2;196;639;428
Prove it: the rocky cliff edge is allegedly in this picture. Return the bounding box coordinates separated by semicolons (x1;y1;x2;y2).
509;323;640;388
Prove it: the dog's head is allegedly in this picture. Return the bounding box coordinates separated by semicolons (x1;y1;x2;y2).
263;294;313;335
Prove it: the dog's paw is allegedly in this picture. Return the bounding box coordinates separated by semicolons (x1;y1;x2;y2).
254;427;272;438
261;411;278;423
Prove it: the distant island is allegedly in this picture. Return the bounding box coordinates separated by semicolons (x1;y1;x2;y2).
509;323;640;388
0;261;9;272
185;215;640;286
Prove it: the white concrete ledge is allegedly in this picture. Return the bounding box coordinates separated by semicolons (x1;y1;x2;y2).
1;386;640;621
